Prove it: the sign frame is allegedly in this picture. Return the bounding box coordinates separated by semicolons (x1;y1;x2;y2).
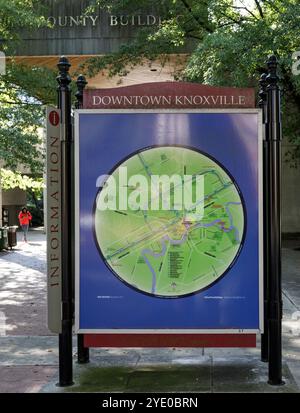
74;108;263;335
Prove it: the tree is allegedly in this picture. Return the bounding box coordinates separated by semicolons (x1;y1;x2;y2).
0;168;44;195
0;0;46;44
0;1;57;175
82;0;213;78
0;63;57;173
0;168;45;225
85;0;300;161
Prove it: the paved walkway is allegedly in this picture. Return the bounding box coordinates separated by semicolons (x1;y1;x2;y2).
0;230;50;336
0;230;300;392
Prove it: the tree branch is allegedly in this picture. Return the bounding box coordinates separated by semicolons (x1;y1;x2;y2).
217;21;238;29
180;0;214;33
186;34;203;40
0;100;43;106
254;0;264;18
230;5;259;20
218;10;246;26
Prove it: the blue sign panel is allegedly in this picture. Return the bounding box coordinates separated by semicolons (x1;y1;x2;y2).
75;110;263;332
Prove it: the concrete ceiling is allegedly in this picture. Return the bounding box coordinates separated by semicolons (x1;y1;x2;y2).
12;55;187;88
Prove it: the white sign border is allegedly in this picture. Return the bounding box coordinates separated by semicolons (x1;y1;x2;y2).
75;108;263;335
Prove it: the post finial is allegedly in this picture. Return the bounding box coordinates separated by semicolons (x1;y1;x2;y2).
258;73;268;108
75;74;88;109
76;74;88;88
266;54;279;90
57;56;71;88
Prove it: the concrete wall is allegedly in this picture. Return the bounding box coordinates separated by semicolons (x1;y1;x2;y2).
2;188;27;206
2;189;27;226
13;0;194;56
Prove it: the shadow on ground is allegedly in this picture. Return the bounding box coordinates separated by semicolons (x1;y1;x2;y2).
42;351;299;393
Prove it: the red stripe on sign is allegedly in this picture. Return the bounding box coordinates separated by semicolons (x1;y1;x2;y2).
84;334;256;348
83;82;255;109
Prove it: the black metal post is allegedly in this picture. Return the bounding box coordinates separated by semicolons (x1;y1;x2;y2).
75;75;88;110
266;55;283;385
259;73;269;362
75;74;90;364
57;56;74;386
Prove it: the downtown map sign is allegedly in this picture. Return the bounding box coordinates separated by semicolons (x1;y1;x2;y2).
52;59;284;386
75;105;263;336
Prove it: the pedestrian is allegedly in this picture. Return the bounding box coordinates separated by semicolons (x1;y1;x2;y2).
18;207;32;242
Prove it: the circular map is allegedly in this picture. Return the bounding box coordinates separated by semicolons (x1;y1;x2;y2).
94;146;245;297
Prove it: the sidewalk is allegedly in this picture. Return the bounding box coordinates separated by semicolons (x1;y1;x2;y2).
0;231;299;393
0;230;50;336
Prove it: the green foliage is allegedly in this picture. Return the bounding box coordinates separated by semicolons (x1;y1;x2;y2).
0;1;57;174
0;167;44;227
0;168;44;196
0;62;57;173
80;0;210;77
6;62;58;105
181;0;300;161
85;0;300;160
0;0;47;50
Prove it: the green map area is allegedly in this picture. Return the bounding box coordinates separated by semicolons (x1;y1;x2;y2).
95;146;245;297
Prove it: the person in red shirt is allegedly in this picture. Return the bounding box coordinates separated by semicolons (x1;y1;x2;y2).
18;207;32;242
